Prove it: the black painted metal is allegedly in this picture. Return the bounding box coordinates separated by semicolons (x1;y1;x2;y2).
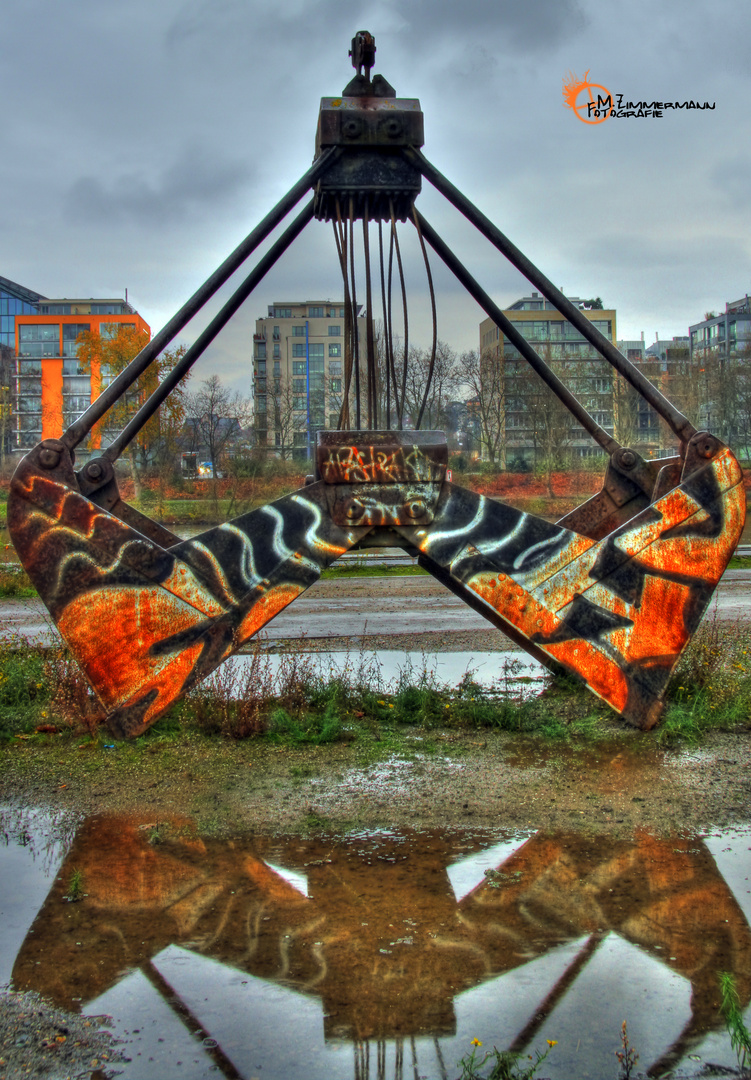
96;201;316;466
62;149;340;453
407;147;697;446
414;211;620;457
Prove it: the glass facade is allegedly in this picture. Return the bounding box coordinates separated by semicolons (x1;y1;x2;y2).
0;287;40;350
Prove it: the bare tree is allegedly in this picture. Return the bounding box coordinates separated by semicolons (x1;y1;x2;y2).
185;375;251;478
509;348;576;494
402;340;462;430
264;376;308;459
459;348;506;465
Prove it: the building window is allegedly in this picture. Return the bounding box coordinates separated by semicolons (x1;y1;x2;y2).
100;322;135;340
329;361;342;376
256;361;266;375
293;378;306;393
328;325;341;336
293;432;307;446
91;304;126;315
292;325;306;337
308;306;324;318
293;361;306;376
18;324;60;357
272;326;280;340
273;361;281;376
309;343;324;358
273;343;280;359
329;413;339;428
62;324;91;356
293;396;307;410
256;395;267;412
329;343;341;357
330;378;342;392
256;342;267;359
309;358;324;373
273;307;291;318
256;378;266;392
292;344;306;358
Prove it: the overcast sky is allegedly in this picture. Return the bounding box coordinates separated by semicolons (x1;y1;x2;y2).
3;0;750;393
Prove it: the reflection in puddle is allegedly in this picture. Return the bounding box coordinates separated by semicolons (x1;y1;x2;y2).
3;812;751;1078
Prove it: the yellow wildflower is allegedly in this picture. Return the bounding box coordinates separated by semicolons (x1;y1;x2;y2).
547;1040;558;1047
471;1039;482;1047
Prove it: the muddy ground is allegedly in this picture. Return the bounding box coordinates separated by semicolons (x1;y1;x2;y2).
1;568;750;841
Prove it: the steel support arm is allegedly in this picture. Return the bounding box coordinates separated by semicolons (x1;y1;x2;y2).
407;147;696;444
414;211;620;457
99;200;315;464
63;149;340;452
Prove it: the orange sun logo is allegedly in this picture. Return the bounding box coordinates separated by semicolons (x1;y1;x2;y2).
562;70;612;124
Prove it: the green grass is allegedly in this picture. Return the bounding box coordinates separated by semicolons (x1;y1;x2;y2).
321;563;426;579
1;608;751;752
0;567;36;598
0;638;49;735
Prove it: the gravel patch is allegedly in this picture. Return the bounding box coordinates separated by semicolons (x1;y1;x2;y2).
0;990;124;1080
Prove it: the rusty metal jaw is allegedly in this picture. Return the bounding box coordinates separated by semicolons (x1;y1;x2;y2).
395;436;745;729
7;428;744;736
7;441;369;739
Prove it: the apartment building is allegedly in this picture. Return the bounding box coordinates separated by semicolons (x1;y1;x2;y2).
15;298;150;453
253;300;366;456
479;293;617;465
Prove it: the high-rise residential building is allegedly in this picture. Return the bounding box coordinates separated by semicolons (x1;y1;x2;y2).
689;296;751;360
479;293;617;465
15;298;150;453
253;300;366;457
689;294;751;447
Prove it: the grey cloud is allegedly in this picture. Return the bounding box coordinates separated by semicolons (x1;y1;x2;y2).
711;157;751;205
66;146;253;225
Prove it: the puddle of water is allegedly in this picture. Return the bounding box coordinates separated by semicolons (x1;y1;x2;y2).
3;810;751;1079
230;649;547;697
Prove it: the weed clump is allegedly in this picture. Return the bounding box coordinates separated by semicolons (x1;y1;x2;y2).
0;634;49;736
661;617;751;744
184;649;272;738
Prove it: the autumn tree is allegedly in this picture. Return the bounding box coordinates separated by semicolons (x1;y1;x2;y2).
76;326;189;498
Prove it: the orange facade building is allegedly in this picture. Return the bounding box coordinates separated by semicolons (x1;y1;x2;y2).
15;299;150;452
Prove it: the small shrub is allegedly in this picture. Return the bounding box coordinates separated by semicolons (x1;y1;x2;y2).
719;971;751;1073
186;650;272;738
63;868;86;902
44;650;105;735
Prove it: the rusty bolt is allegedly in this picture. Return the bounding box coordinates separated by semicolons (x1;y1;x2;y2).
618;449;637;469
697;438;716;459
38;439;63;470
342;118;363;139
344;498;364;519
383;118;402;139
405;497;426;519
39;447;60;469
86;461;103;480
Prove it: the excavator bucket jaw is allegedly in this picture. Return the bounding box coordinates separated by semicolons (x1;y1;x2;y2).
7;430;744;736
397;433;745;729
7;441;368;739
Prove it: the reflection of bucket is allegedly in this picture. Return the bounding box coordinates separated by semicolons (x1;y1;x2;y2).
10;816;751;1065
